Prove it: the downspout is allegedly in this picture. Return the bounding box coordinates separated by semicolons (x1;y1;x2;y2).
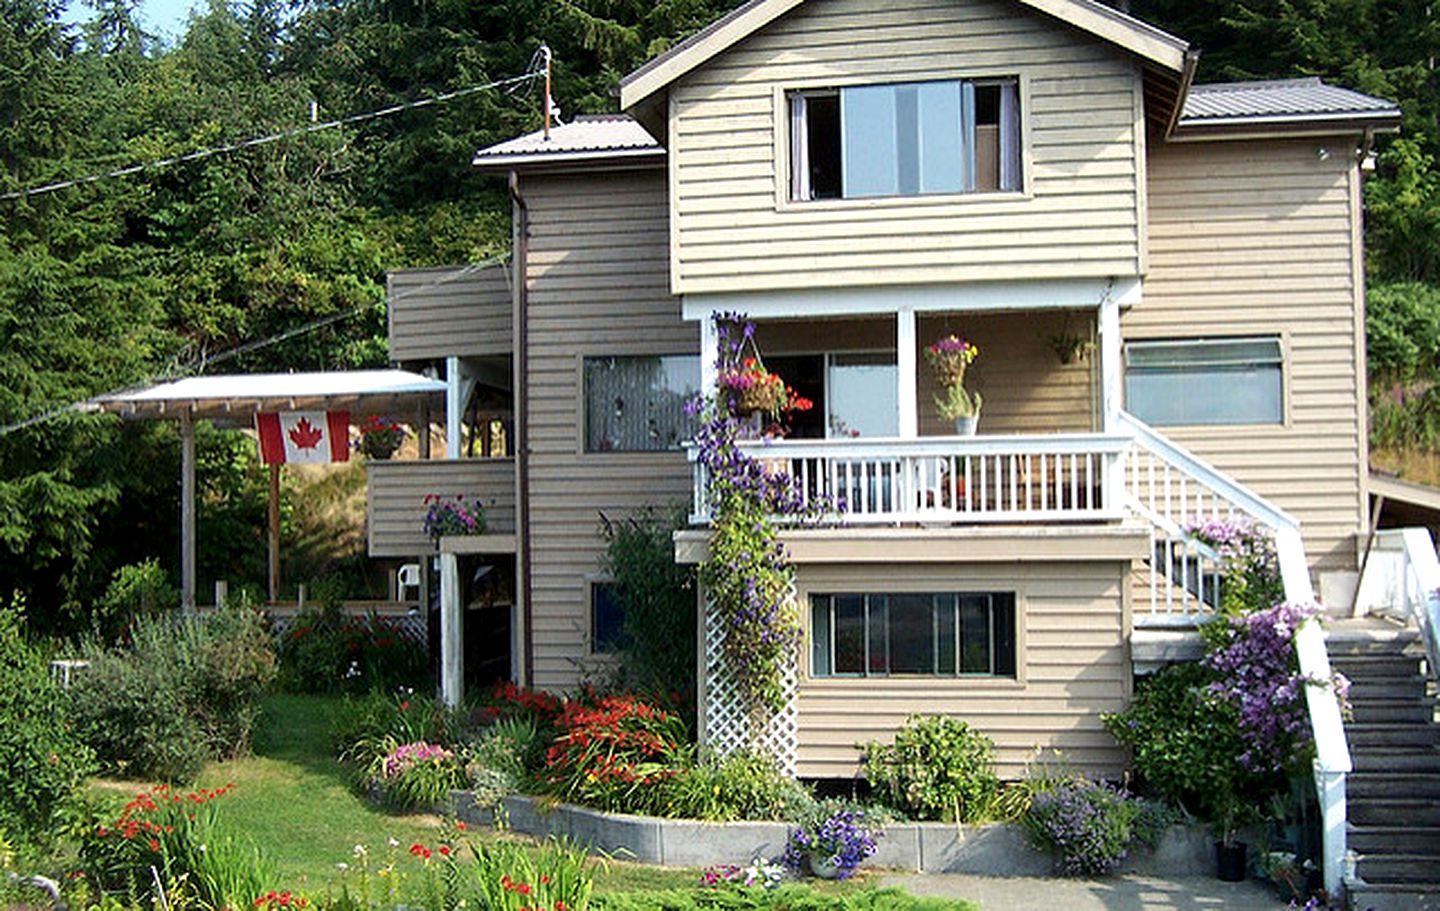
510;170;535;688
1162;50;1201;141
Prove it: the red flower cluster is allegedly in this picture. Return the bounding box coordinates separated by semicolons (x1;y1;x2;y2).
253;890;308;910
480;680;562;722
544;694;686;789
408;841;454;861
95;783;236;845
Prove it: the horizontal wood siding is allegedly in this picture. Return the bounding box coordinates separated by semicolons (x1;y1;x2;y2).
794;560;1130;780
388;265;513;361
1135;139;1367;575
523;171;696;690
367;459;515;557
668;0;1144;295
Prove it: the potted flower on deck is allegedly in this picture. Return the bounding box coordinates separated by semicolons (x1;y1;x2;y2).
925;335;982;435
716;357;812;437
422;494;487;546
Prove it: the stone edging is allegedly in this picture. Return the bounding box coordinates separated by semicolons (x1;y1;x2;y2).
450;791;1214;876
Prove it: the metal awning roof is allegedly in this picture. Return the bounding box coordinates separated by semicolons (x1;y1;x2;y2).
95;369;446;421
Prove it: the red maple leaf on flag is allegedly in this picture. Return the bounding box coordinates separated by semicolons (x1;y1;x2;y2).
289;417;324;450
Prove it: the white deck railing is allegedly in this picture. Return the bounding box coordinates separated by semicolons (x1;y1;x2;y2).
687;433;1131;525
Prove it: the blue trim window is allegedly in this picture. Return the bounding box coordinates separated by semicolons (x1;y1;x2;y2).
591;583;625;654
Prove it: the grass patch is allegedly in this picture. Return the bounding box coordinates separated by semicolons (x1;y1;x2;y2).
84;693;905;901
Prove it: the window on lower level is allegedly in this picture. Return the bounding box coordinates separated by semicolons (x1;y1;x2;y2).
590;582;625;653
584;355;700;452
1124;338;1284;426
810;592;1016;677
789;78;1022;201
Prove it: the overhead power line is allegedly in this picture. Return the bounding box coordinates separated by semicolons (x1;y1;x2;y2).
1;69;542;202
0;252;512;437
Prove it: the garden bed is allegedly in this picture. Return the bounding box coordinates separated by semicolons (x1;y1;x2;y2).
452;792;1214;876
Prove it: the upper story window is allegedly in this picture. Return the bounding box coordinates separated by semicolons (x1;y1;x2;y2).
789;78;1022;202
1124;338;1284;426
584;355;700;452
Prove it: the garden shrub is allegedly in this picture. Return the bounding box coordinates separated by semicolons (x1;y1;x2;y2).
276;607;427;694
599;507;697;709
1103;662;1283;839
661;750;814;822
0;595;95;838
861;714;999;822
94;559;176;639
462;718;535;808
70;602;275;781
1022;779;1169;876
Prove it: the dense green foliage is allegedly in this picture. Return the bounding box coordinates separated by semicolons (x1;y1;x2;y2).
860;714;1000;824
0;595;95;838
599;507;698;707
0;0;746;633
69;602;276;781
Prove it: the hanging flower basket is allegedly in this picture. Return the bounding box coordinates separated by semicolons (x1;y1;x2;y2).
358;415;407;460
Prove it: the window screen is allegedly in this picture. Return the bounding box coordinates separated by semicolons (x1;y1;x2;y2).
1124;338;1283;426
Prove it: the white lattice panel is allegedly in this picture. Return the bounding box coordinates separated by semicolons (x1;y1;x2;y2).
701;595;798;776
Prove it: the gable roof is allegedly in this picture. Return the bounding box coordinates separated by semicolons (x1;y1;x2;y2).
619;0;1190;112
1173;77;1402;136
471;114;664;171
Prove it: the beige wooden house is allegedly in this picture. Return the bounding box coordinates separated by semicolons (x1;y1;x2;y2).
369;0;1413;894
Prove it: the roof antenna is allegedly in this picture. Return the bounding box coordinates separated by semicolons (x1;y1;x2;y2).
541;44;553;141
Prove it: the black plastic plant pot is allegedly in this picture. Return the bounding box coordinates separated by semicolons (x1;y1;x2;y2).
1215;841;1249;882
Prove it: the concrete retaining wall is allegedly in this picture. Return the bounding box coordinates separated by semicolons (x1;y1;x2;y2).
451;792;1213;876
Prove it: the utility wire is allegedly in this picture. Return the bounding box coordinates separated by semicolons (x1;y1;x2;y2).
1;70;542;201
0;252;512;437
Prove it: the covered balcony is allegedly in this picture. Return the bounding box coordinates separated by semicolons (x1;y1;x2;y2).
687;296;1128;528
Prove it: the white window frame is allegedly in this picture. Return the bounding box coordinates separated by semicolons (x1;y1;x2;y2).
1123;336;1287;428
808;591;1017;679
779;75;1028;208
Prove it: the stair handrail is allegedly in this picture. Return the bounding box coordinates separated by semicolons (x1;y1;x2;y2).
1118;413;1350;896
1117;412;1301;530
1397;527;1440;684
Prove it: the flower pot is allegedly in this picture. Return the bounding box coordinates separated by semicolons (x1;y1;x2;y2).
361;437;401;460
1215;840;1248;882
807;853;841;880
954;415;978;436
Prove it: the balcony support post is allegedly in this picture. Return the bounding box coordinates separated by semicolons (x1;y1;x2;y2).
438;551;463;708
897;308;918;438
699;312;719;397
1099;291;1121;431
446;356;476;459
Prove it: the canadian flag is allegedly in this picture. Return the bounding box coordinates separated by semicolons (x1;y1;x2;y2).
256;412;350;465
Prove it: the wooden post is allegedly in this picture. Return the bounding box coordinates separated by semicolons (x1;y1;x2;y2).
417;404;431;460
214;580;228;610
268;464;281;603
180;411;196;615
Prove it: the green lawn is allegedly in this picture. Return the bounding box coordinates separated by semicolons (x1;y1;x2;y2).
92;694;705;894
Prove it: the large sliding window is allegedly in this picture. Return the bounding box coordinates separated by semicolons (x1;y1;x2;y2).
789;78;1021;201
1124;338;1283;427
583;355;700;452
810;592;1016;678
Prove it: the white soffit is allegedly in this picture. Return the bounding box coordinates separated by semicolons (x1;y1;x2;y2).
680;278;1142;321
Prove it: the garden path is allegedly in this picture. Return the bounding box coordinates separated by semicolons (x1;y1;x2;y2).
876;873;1285;909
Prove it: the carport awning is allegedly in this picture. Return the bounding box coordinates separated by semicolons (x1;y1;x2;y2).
94;369;446;421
